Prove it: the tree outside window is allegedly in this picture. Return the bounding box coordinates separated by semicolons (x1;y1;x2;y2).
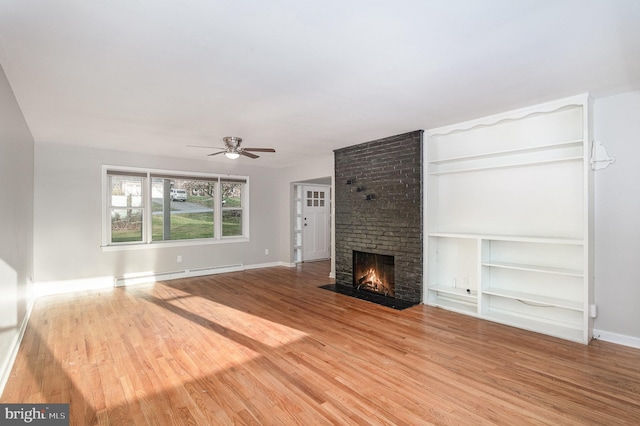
221;181;244;237
151;177;215;241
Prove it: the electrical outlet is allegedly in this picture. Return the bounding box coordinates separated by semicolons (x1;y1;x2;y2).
177;255;182;263
264;249;269;255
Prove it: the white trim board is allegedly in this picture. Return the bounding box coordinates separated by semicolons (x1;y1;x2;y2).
33;262;296;294
0;299;34;398
113;264;244;287
115;261;294;286
592;329;640;349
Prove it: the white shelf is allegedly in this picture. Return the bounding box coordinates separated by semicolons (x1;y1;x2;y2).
428;297;478;316
425;95;592;344
482;287;583;311
429;285;477;302
483;311;584;343
429;233;583;246
428;156;582;176
482;261;583;277
428;140;583;165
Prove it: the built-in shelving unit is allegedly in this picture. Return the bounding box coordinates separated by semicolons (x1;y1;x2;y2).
424;95;594;344
292;184;303;263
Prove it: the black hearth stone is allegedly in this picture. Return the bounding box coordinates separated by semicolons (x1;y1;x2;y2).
319;284;419;310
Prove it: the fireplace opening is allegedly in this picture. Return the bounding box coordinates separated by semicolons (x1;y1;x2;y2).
353;251;395;297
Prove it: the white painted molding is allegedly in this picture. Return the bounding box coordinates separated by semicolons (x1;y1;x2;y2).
426;93;590;137
34;276;115;297
243;261;295;270
0;298;34;398
592;329;640;349
33;262;298;295
114;265;244;287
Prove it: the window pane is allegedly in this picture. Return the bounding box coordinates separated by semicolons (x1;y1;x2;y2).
222;210;242;237
153;211;214;240
222;182;242;207
152;177;215;241
110;175;143;207
111;208;143;243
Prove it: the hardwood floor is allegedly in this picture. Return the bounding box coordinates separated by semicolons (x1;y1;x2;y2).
2;261;640;425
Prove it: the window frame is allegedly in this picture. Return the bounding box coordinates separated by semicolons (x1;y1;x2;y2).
102;165;250;251
106;170;147;245
220;178;247;239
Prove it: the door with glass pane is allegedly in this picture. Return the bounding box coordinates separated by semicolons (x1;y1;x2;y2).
302;185;330;261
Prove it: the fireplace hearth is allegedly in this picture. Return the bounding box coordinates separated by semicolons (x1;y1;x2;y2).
320;249;417;310
318;283;418;310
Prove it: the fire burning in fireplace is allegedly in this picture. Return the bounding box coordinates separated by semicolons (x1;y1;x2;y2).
353;251;395;297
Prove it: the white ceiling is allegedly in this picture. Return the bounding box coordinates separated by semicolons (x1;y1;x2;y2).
1;0;639;168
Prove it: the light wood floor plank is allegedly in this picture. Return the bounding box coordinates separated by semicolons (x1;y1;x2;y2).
2;261;640;425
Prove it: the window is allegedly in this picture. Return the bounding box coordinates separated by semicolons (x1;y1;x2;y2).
104;167;248;247
108;171;146;243
151;175;215;242
221;179;244;237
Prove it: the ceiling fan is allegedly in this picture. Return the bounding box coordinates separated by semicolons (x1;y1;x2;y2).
188;136;276;159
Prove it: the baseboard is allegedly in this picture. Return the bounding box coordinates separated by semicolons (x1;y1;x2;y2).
34;276;115;297
33;262;297;294
592;329;640;349
114;264;245;287
244;261;295;270
115;262;296;286
0;298;34;398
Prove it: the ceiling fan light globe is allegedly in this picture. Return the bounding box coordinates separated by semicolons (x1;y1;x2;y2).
224;152;240;160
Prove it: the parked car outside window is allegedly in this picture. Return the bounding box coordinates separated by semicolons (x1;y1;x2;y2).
170;188;187;202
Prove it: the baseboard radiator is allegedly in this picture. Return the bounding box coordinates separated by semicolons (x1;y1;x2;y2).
114;264;244;287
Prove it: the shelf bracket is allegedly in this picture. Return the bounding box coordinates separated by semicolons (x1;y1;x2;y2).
590;141;615;171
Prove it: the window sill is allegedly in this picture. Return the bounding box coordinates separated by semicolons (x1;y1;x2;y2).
101;237;250;252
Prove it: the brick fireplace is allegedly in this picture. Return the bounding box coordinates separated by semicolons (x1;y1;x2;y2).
334;130;423;304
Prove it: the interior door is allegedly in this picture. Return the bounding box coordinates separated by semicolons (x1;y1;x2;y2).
302;185;330;261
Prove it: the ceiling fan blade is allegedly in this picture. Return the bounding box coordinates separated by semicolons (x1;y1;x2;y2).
187;145;225;149
207;151;226;156
240;150;260;159
242;148;276;152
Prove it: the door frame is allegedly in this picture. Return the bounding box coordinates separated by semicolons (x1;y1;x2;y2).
290;179;332;268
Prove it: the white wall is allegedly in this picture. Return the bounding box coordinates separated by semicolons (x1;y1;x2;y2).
33;143;283;289
593;90;640;344
0;64;34;390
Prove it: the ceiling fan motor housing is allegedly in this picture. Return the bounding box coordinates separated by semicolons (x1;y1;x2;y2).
223;136;242;149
